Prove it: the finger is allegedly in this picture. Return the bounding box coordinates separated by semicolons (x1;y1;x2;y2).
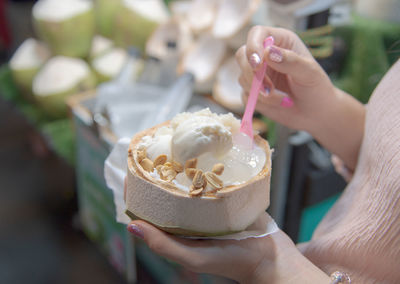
238;74;251;93
245;26;296;69
127;220;216;272
259;88;294;108
263;45;323;85
235;45;254;87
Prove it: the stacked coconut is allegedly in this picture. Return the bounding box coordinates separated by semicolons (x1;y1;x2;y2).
9;0;169;118
9;0;265;117
146;0;264;114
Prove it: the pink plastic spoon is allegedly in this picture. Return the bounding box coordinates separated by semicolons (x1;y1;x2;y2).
239;36;274;145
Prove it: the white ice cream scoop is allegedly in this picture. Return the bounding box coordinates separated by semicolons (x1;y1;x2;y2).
171;115;233;163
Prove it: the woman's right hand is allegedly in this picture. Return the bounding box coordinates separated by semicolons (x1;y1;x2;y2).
235;26;337;134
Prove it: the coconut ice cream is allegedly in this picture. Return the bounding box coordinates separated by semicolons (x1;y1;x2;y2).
126;108;271;236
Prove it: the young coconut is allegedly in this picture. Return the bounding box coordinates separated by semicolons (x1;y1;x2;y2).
32;0;95;58
145;18;192;61
93;0;121;37
9;38;51;100
113;0;169;52
92;47;129;83
177;33;227;94
33;56;96;118
212;0;261;49
212;56;244;114
126;109;272;236
89;35;114;61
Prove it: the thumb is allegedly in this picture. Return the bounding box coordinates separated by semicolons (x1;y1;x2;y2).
263;45;322;85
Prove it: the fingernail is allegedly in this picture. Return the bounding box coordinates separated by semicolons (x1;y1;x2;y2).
268;46;283;63
263;36;274;48
249;53;261;68
128;224;144;239
281;97;293;108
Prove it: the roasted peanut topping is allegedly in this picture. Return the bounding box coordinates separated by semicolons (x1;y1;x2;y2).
160;165;177;182
205;171;223;189
137;149;146;162
192;170;207;189
185;158;197;169
212;163;224;175
153;154;167;167
185;168;197;180
171;161;184;173
189;185;204;196
140;158;154;172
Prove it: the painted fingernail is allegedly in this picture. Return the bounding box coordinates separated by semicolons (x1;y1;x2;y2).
263;36;274;48
268;46;283;63
249;53;261;68
281;97;294;108
128;224;144;239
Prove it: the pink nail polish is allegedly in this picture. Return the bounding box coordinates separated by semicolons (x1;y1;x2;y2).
268;46;283;63
249;53;261;68
281;97;293;108
128;224;144;239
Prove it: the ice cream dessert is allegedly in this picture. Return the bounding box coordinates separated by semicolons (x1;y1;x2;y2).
126;108;272;236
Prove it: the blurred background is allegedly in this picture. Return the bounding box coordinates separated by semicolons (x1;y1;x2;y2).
0;0;399;283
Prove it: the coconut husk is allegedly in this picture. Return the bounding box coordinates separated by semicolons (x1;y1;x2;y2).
126;122;272;236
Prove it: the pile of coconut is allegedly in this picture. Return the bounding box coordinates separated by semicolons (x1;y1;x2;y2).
10;0;268;117
154;0;267;113
9;0;169;117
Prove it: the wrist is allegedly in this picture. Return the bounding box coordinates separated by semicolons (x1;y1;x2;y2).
305;84;339;137
248;231;330;284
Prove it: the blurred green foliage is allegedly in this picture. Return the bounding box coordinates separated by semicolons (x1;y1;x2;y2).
0;65;75;165
333;16;400;104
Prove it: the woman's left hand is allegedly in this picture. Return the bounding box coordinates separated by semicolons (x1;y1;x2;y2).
127;220;322;283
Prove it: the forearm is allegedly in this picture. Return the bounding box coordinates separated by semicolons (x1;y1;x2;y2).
250;231;330;284
309;87;366;171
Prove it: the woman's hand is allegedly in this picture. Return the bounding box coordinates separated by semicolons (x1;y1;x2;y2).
236;26;365;171
127;220;330;283
236;26;336;134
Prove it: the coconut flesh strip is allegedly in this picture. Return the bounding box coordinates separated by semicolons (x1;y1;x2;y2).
126;108;271;235
10;38;50;70
32;0;92;22
212;56;244;113
145;19;192;60
33;56;90;96
212;0;260;39
179;34;226;89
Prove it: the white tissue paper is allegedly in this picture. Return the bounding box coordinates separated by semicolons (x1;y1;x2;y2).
104;138;279;240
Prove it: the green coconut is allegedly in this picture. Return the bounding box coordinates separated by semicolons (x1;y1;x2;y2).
92;47;128;83
113;0;169;52
9;38;51;100
32;56;96;118
89;35;114;61
93;0;121;37
32;0;95;58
